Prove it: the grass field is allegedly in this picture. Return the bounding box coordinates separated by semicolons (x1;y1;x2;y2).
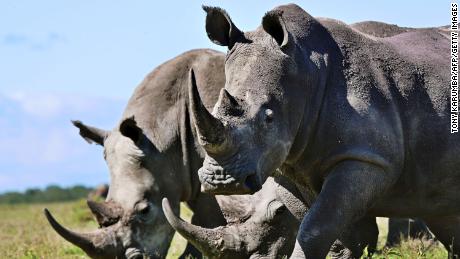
0;200;447;258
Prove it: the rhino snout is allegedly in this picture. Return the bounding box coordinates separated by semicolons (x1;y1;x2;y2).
199;168;260;195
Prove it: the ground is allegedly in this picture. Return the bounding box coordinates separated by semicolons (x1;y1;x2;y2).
0;200;447;258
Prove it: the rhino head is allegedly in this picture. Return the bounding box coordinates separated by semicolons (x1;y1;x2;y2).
191;5;331;195
162;177;299;259
45;117;185;258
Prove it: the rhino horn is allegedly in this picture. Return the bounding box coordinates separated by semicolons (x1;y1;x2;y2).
87;200;123;227
162;198;238;256
44;208;120;259
188;68;228;153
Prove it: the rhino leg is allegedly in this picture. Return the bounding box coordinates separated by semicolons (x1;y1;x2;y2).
423;216;460;257
290;161;393;259
330;216;379;258
179;193;227;259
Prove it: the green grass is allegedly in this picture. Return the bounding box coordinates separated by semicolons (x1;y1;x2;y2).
0;200;191;259
0;201;447;258
366;218;447;259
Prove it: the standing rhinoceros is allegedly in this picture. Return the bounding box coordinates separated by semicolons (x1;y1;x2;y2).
44;48;381;259
190;4;459;258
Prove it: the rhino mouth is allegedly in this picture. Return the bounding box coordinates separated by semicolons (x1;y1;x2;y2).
199;167;261;194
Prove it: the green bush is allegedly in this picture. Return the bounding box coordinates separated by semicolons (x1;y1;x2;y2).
0;185;93;204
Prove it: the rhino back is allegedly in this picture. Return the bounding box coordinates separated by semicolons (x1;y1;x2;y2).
120;49;225;148
349;21;414;38
312;18;459;215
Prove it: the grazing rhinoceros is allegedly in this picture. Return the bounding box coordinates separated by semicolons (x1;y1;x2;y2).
45;49;228;259
162;176;300;259
164;173;381;259
44;48;380;259
190;4;458;258
163;175;379;259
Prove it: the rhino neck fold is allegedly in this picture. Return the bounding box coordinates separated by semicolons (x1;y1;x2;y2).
285;51;332;167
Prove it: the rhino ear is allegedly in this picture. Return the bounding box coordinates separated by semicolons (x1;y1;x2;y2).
119;116;143;144
203;6;243;49
262;10;289;49
71;120;108;146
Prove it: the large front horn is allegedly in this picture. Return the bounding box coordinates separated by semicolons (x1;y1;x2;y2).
44;208;121;259
188;68;227;153
162;198;239;258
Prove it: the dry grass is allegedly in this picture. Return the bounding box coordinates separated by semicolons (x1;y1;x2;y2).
0;201;448;258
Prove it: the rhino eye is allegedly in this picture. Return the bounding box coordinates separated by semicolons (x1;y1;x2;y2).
136;202;151;215
265;109;274;123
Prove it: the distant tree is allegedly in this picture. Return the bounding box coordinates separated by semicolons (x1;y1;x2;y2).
0;185;94;204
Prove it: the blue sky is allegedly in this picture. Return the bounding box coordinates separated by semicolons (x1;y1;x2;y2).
0;1;449;192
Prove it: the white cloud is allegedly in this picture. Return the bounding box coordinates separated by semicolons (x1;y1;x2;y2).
7;91;62;118
2;32;67;51
5;90;125;119
0;91;126;192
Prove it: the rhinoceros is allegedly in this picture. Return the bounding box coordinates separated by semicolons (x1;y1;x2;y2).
45;49;228;259
44;48;381;259
190;4;458;258
162;176;299;259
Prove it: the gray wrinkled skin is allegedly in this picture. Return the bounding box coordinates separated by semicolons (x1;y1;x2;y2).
215;178;299;258
163;177;300;259
194;4;459;258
